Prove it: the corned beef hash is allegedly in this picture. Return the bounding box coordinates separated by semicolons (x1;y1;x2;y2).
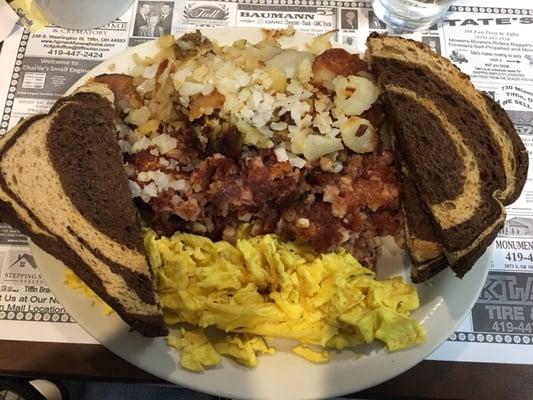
93;29;403;269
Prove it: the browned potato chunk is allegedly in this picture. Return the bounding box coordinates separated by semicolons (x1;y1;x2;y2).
311;48;368;90
188;90;226;121
92;73;143;108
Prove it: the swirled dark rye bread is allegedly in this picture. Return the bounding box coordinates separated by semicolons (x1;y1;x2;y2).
396;152;447;283
0;84;167;336
366;33;528;281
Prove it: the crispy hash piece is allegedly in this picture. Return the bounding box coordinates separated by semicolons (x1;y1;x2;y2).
98;31;403;269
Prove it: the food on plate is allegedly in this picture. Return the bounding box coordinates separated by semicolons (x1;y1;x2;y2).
2;27;526;371
95;30;403;270
365;33;528;282
0;84;166;337
145;227;425;370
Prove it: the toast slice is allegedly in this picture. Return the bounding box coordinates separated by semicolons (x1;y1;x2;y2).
366;33;528;279
0;84;167;337
397;153;447;283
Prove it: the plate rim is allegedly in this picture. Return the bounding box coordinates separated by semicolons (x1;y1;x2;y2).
30;240;492;399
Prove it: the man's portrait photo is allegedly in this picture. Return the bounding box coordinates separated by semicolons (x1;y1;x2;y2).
133;2;174;37
159;3;173;34
341;9;358;30
342;36;355;46
134;2;151;33
368;10;386;30
422;36;442;55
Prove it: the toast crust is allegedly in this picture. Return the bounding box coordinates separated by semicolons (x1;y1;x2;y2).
397;146;448;281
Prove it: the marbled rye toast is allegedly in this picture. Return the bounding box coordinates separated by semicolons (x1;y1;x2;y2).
0;84;167;336
366;33;528;281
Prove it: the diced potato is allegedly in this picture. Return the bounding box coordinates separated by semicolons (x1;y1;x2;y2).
125;105;151;126
333;75;380;116
158;34;176;49
297;57;313;85
189;91;226;121
265;66;287;93
303;134;344;161
211;40;223;55
340;116;378;153
261;25;295;41
255;41;283;61
137;119;160;136
243;52;262;71
143;55;155;66
289;127;308;154
306;31;335;55
192;65;209;82
233;39;248;49
225;45;242;61
314;93;334;113
234;118;273;148
265;49;314;80
311;48;368;90
132;52;143;65
282;24;295;36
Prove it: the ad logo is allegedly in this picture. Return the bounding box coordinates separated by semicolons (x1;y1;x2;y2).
8;253;37;270
184;2;230;21
2;251;44;285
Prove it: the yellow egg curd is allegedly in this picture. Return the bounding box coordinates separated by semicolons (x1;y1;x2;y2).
144;227;425;371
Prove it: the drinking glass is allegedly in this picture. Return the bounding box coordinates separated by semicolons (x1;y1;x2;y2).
35;0;134;30
371;0;455;32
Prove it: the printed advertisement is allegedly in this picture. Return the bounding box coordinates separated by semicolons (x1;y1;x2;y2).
0;228;95;343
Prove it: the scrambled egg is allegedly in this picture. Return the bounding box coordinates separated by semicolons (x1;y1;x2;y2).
64;269;114;315
144;228;425;371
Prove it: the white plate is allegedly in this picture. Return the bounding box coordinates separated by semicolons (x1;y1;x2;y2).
30;28;492;400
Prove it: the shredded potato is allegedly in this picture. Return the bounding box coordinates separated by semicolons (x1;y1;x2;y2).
121;29;381;165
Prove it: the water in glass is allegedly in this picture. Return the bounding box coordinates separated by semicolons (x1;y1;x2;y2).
371;0;454;32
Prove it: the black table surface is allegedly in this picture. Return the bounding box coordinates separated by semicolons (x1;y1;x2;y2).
1;340;532;399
